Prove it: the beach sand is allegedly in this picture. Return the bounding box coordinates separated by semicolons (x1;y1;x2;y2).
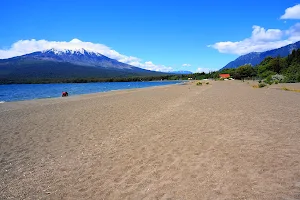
1;81;300;199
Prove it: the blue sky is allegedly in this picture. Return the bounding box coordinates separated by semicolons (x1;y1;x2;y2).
1;0;300;72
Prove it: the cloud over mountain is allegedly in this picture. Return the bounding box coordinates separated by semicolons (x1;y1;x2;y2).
209;24;300;55
0;39;173;72
280;4;300;19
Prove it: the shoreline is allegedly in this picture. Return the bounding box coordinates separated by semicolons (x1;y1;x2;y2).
0;82;190;112
0;80;185;104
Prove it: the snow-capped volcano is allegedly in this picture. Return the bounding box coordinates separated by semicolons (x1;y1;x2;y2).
0;48;167;83
23;48;133;69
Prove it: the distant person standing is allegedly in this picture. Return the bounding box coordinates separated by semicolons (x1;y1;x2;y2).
62;91;68;97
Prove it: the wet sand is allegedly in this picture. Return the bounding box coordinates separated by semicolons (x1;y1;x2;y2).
1;81;300;199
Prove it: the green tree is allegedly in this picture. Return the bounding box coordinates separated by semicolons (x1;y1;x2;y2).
235;64;256;79
270;56;281;74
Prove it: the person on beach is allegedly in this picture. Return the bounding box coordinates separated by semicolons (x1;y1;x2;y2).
62;91;68;97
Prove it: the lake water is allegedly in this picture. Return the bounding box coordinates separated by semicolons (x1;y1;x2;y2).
0;81;183;102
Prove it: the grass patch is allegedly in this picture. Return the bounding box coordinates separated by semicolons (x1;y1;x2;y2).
252;83;267;88
281;87;300;93
258;83;267;88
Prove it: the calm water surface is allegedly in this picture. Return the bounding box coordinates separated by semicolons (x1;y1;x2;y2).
0;81;183;102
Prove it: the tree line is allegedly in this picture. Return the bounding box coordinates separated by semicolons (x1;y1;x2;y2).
218;49;300;83
0;72;220;84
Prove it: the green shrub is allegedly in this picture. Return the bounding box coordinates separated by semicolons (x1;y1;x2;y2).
274;80;279;84
283;73;299;83
264;75;273;85
206;82;209;85
258;83;267;88
196;82;202;86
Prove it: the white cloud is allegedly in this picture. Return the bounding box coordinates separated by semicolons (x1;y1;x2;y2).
251;26;283;41
286;23;300;41
280;4;300;19
182;63;191;67
132;61;173;72
0;38;173;72
209;24;300;55
196;67;213;73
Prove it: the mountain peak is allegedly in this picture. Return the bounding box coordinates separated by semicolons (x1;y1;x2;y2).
22;47;136;69
221;40;300;70
42;48;103;56
0;47;165;83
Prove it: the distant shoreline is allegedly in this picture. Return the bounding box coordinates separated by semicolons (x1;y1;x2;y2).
0;75;186;85
0;79;185;85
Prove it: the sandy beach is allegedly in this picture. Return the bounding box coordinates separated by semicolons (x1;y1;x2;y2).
1;81;300;200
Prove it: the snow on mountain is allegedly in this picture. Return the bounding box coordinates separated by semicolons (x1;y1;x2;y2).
0;48;168;82
42;48;103;56
24;48;135;69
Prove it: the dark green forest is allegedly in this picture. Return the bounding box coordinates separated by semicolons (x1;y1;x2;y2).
0;73;217;84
